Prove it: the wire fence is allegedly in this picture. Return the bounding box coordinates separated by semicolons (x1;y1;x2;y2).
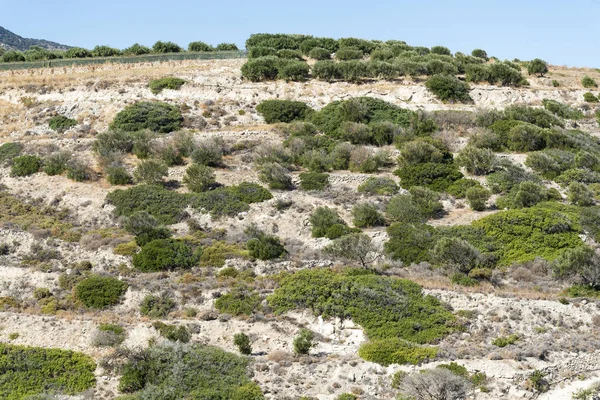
0;50;247;71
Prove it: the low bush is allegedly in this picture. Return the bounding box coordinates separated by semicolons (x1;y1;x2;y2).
188;41;214;52
308;47;331;60
65;47;92;58
323;233;377;268
93;323;126;347
216;43;238;51
258;162;293;190
2;50;25;62
0;344;96;398
542;99;583;119
133;159;168;185
425;74;472;103
335;47;363;61
247;232;285;260
471;49;488;60
149;77;186;94
49;115;77;132
234;333;252;355
583;92;598;103
106;166;133;185
527;58;548;76
140;293;176;318
215;285;261;316
241;56;279;81
352;203;386;227
293;328;315;354
10;155;42;177
492;334;519;347
191;138;224;166
183;164;216;192
91;45;121;57
278;60;310;82
466;186;491;211
299;171;329;190
309;206;347;238
43;151;70;175
311;60;341;81
152;41;183;53
118;344;263;398
568;182;595;206
152;322;190;342
269;268;453;364
582;75;598;88
447;178;481;198
431;237;480;273
0;142;23;166
456;146;497;175
74;274;128;309
256;99;313;123
398;369;470;400
357;177;399;195
358;338;437;366
110;101;183;133
395;162;463;191
133;239;196;272
122;43;151;55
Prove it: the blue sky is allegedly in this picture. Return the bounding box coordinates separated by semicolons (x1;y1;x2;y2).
4;0;599;67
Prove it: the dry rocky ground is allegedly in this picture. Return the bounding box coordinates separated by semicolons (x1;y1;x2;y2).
1;59;600;399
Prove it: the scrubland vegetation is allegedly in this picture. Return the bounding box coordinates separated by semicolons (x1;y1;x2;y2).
2;31;600;400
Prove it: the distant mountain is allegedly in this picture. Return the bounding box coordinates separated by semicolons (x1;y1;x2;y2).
0;26;71;51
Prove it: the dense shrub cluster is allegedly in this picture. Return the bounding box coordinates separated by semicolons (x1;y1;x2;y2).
118;343;264;399
256;100;314;123
74;274;128;309
268;268;454;364
133;239;196;272
49;115;77;132
149;77;186;94
0;344;96;399
215;285;262;315
110;101;183;133
309;206;358;239
140;293;176;318
425;74;472;103
246;226;285;260
10;155;42;177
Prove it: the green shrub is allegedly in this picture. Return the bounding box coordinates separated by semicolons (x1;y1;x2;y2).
241;56;279;81
0;344;96;398
247;233;285;260
43;151;70;175
496;181;549;209
230;182;273;203
568;182;595;206
293;328;315;355
133;239;196;272
335;47;363;61
309;206;346;237
248;46;277;58
152;322;190;342
552;246;600;289
446;178;481;198
133;159;168;185
308;47;331;60
466;186;491;211
152;41;183;53
583;92;598;103
269;268;453;344
358;338;437;366
471;49;488;60
74;274;128;309
552;79;560;87
191;138;223;166
336;394;358;400
299;171;329;190
425;74;472;103
65;47;92;58
488;62;526;86
336;60;370;82
278;61;310;82
92;45;121;57
140;293;176;318
215;285;261;316
323;233;376;268
149;77;186;94
542;99;583;119
2;50;25;62
188;41;214;52
0;142;23;166
582;75;598;88
92;130;135;156
256;99;313;124
93;323;126;347
118;344;262;398
110;101;183;133
456;146;497;175
65;159;93;182
183;164;216;192
430;45;451;56
10;155;42;177
216;43;238;51
106;166;133;185
49;115;77;132
395;162;463;191
352;203;385;227
431;237;480;273
386;195;426;224
122;43;151;55
311;60;341;81
527;58;548;76
492;334;519;347
258;162;293;190
234;333;252;355
358;177;399;195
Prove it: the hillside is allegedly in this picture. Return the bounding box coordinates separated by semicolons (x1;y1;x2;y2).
0;26;70;51
1;34;600;400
